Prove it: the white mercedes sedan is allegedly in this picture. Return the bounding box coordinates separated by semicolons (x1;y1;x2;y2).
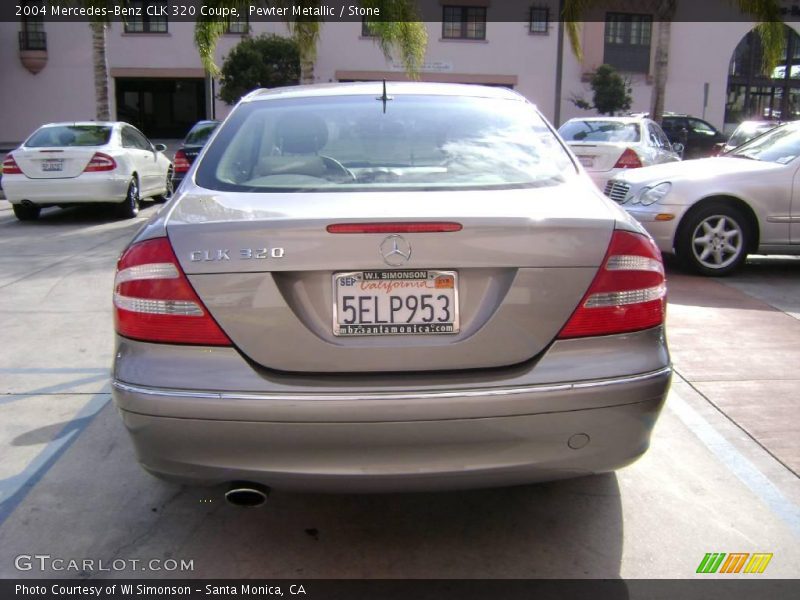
605;121;800;275
558;117;682;190
2;122;173;220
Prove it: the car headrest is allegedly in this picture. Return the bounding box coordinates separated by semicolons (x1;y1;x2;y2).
58;131;76;146
276;112;328;154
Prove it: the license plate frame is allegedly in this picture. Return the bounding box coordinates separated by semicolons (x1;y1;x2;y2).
333;269;460;337
41;159;64;172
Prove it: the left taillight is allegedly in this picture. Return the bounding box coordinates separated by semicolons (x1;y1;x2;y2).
113;237;232;346
83;152;117;173
2;154;23;175
173;149;191;173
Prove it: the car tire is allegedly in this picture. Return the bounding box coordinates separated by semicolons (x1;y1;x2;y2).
156;168;174;203
117;178;140;219
676;202;750;276
12;203;41;221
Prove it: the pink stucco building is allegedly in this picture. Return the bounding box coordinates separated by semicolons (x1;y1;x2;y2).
2;2;799;143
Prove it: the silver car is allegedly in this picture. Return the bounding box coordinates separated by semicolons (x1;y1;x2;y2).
111;83;671;500
605;121;800;276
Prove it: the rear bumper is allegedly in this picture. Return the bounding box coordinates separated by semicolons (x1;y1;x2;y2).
113;366;670;492
171;173;186;189
2;173;129;204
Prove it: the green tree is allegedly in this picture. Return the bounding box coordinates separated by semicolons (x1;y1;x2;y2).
73;1;427;123
218;34;300;104
562;0;785;124
194;1;428;84
571;64;632;115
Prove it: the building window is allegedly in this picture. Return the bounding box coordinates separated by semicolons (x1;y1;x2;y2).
225;16;249;35
726;25;800;125
529;7;549;35
442;6;486;40
19;0;46;50
361;17;376;38
603;13;652;73
124;1;168;34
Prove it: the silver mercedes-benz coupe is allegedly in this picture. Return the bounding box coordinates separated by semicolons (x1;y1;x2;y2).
111;83;671;497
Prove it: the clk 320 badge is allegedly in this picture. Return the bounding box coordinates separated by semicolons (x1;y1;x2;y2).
189;248;285;262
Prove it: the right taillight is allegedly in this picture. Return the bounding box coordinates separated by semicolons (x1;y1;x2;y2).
83;152;117;172
173;149;190;173
613;148;643;169
2;154;23;175
113;237;232;346
558;230;666;339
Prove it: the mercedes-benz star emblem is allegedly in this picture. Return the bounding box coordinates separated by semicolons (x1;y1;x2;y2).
380;235;412;267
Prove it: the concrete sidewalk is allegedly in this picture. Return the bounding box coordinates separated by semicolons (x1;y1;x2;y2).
667;263;800;477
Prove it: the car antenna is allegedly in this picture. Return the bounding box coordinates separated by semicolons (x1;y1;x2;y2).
376;79;393;113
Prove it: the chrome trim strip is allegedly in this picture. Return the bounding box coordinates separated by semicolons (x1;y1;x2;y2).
766;216;800;224
112;366;672;402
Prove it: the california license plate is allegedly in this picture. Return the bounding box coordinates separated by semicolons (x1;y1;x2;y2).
333;270;459;336
577;155;594;168
41;159;64;172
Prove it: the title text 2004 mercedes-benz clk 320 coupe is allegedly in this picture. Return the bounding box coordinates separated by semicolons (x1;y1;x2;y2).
111;83;671;497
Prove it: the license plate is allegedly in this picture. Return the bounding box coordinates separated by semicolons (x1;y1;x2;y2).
577;155;594;168
333;270;459;336
41;159;64;172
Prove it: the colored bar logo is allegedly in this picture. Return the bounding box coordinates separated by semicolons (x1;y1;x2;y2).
696;553;773;574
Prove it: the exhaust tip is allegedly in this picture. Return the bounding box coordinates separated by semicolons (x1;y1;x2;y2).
224;481;270;507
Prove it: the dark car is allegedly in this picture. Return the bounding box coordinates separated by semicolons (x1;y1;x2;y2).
659;114;727;159
172;120;220;188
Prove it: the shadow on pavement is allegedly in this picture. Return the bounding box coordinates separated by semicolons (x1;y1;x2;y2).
2;202;162;226
0;403;627;581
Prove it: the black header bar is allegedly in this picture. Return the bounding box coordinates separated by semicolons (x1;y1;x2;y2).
3;0;800;23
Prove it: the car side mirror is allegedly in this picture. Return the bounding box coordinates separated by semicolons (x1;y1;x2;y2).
153;143;167;153
672;142;684;155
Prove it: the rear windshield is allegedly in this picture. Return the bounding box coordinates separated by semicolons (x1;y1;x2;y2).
559;120;641;143
185;122;219;146
26;125;112;147
195;95;576;192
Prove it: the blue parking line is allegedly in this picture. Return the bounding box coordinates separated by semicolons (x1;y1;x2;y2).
0;392;110;526
669;392;800;538
0;374;110;406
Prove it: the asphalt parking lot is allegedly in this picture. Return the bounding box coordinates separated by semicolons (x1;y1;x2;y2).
0;201;798;580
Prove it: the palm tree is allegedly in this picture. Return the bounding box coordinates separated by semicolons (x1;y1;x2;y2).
89;20;110;121
81;1;426;127
561;0;785;124
194;0;428;83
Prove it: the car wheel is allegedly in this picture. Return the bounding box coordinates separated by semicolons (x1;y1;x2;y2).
156;168;174;203
12;203;41;221
118;178;140;219
676;203;750;276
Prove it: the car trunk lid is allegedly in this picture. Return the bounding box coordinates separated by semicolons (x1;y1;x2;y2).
14;147;101;179
164;182;617;372
568;142;635;173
